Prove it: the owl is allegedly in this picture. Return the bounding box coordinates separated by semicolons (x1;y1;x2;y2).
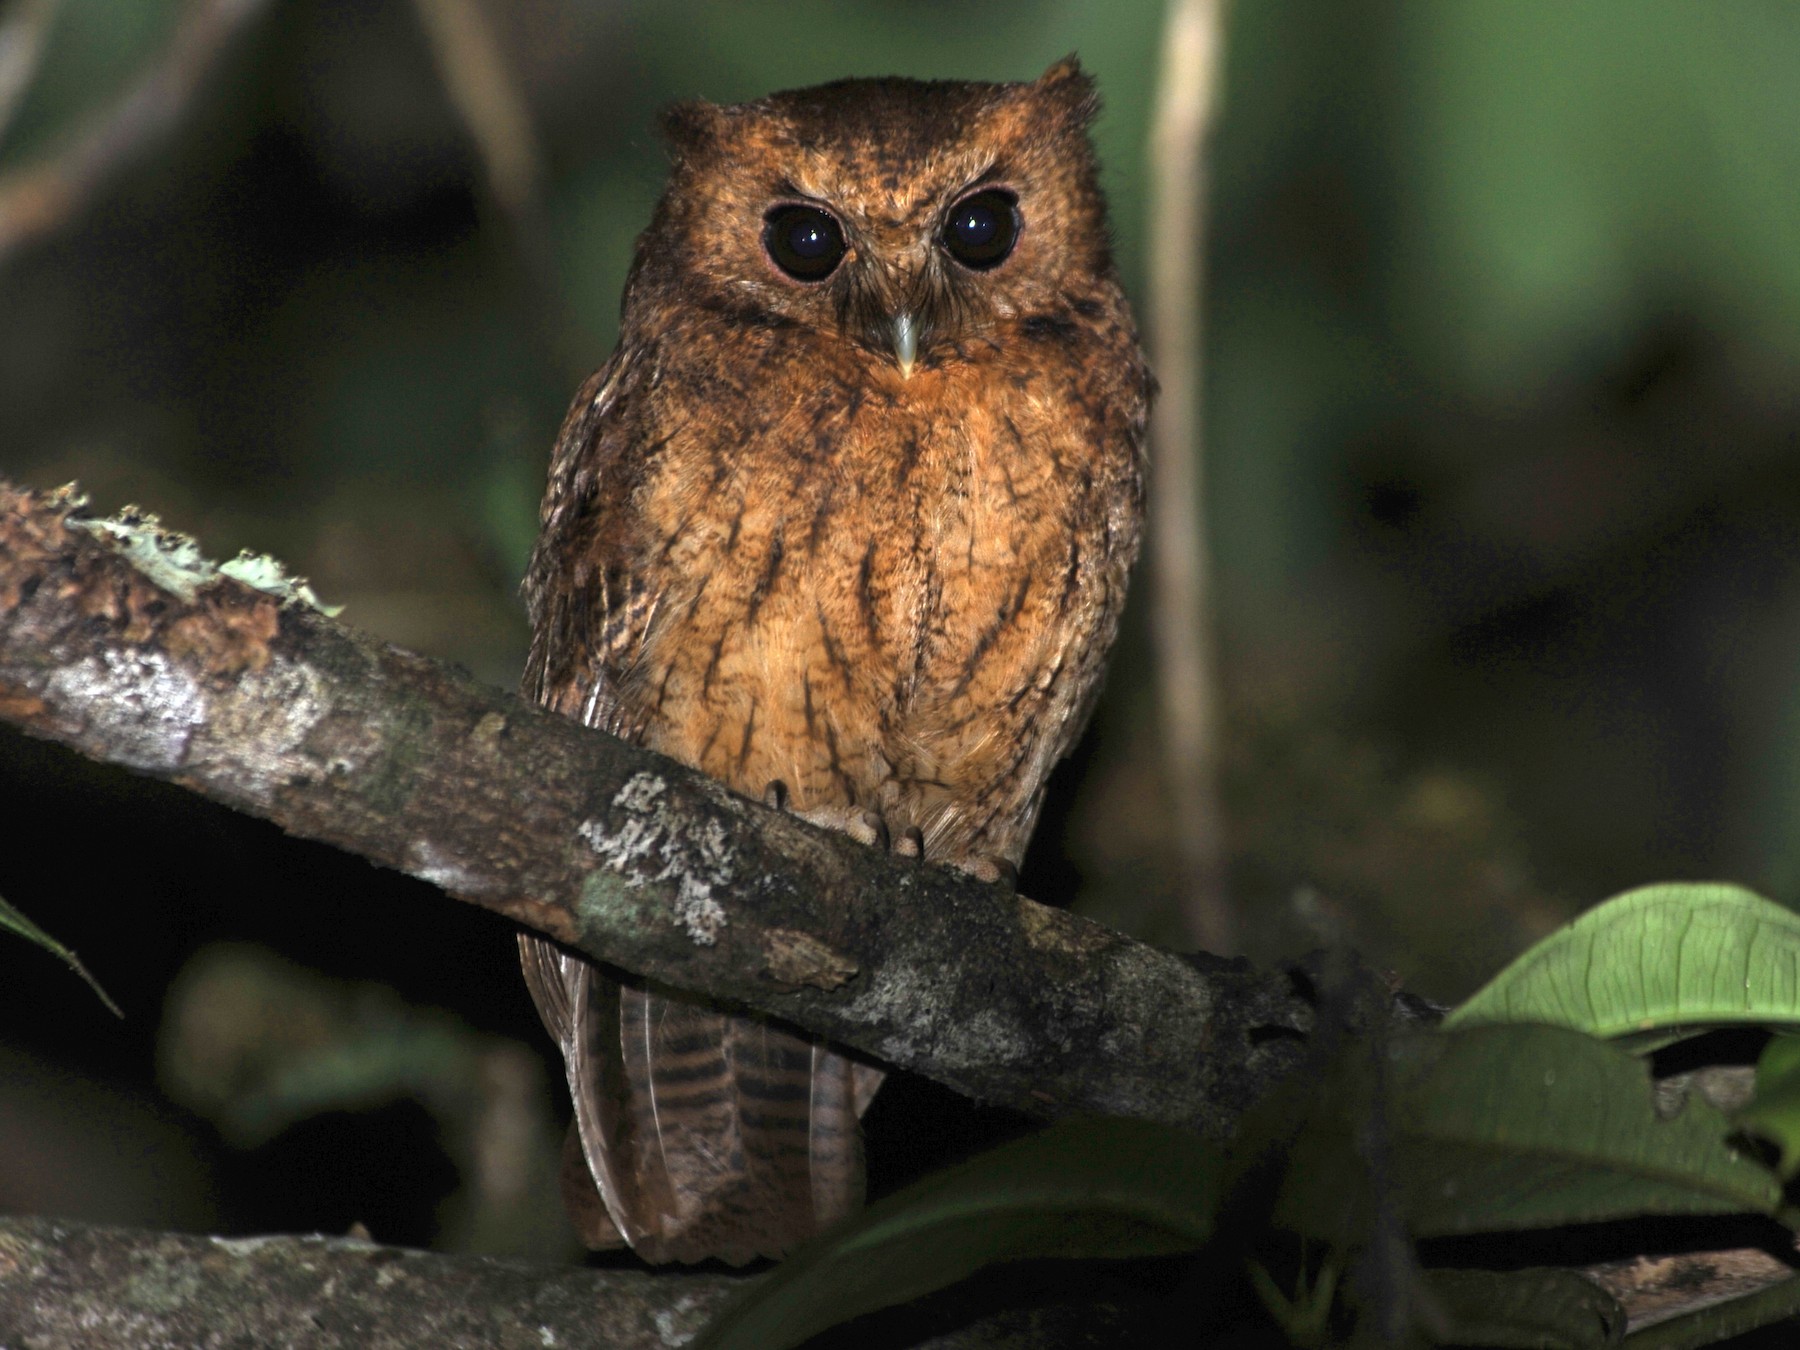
517;57;1151;1264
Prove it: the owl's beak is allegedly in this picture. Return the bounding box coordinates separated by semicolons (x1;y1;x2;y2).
890;313;918;379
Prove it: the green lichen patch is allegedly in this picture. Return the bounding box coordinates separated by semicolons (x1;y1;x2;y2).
69;503;342;615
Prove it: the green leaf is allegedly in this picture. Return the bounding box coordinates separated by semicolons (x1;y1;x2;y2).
692;1116;1223;1350
1424;1268;1624;1348
1447;883;1800;1038
1278;1025;1780;1241
1734;1033;1800;1178
0;890;121;1017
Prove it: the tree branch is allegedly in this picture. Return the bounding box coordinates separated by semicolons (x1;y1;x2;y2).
0;480;1312;1137
0;1215;735;1350
0;1215;1131;1349
2;1184;1786;1344
7;484;1789;1340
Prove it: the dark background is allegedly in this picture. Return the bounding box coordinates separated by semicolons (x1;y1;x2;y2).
3;0;1800;1259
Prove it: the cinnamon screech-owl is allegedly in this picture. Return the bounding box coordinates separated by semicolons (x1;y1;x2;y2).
518;56;1151;1264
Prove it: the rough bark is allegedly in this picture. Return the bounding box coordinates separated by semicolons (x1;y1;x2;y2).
0;480;1312;1137
0;1215;1131;1349
1;1200;1788;1346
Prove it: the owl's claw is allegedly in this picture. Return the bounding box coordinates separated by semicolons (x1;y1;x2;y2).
772;791;923;863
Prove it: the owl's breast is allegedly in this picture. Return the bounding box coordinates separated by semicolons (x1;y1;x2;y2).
876;365;1137;776
621;338;1142;854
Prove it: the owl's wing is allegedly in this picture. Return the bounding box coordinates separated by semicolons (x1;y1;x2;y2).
518;345;659;1251
520;348;658;738
516;932;631;1248
517;347;867;1263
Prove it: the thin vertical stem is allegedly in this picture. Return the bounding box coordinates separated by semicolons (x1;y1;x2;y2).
409;0;541;223
1147;0;1232;952
0;0;63;151
410;0;584;384
0;0;271;267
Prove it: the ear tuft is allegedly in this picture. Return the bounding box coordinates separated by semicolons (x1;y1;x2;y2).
1033;54;1099;126
658;100;729;159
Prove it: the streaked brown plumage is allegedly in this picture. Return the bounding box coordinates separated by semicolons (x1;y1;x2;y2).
518;57;1150;1264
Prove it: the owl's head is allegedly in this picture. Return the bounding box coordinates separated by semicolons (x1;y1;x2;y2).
626;58;1115;378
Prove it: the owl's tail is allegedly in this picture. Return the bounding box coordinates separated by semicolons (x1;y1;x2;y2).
519;932;872;1264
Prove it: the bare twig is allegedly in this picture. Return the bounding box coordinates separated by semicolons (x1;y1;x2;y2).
0;0;271;266
0;0;63;149
0;480;1313;1138
1146;0;1233;952
408;0;585;383
408;0;541;221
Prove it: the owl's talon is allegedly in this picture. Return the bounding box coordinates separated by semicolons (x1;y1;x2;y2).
894;825;924;859
763;779;790;811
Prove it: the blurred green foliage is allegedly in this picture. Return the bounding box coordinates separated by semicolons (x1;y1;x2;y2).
1;0;184;160
5;0;1800;1258
5;0;1800;957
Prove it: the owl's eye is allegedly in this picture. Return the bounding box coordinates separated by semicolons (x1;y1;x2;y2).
764;204;846;281
940;189;1019;270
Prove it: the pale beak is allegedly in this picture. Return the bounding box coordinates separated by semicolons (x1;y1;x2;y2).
891;312;918;378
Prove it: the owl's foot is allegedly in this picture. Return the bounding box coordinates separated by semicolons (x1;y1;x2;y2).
963;855;1019;890
763;780;923;864
843;808;888;850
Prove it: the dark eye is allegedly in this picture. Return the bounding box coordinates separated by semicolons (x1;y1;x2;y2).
940;189;1019;270
763;204;846;281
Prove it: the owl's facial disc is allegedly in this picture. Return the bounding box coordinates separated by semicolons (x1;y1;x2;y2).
758;178;1027;377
